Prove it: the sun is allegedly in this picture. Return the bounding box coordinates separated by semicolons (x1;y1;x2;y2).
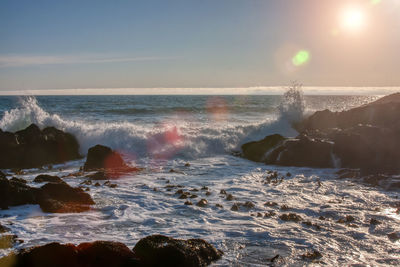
340;7;366;32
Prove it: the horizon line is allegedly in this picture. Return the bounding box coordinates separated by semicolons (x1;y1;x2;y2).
0;86;399;96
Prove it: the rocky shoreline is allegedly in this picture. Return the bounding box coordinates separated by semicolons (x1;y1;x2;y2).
0;93;399;266
241;92;400;189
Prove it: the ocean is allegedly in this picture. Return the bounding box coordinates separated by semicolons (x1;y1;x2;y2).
0;95;399;266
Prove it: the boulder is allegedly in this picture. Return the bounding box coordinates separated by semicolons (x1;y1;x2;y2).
241;134;285;162
0;175;94;213
241;134;334;168
38;183;94;213
77;241;140;267
0;124;81;169
133;234;223;267
33;175;65;184
13;242;80;267
83;145;126;171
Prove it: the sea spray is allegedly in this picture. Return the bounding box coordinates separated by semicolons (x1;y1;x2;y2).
0;95;301;160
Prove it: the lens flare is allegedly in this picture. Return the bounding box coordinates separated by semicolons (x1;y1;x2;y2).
292;50;310;66
371;0;382;5
340;7;366;31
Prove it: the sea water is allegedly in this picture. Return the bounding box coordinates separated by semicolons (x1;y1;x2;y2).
0;95;399;266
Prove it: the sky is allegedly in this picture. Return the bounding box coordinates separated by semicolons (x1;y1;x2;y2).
0;0;399;93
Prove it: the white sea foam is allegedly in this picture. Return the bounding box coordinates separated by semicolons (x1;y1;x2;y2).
0;96;300;160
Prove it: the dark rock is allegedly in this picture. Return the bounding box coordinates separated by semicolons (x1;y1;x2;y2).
219;189;227;195
83;145;127;171
387;232;400;242
14;242;80;267
132;234;222;267
297;93;400;132
264;201;278;207
10;177;27;184
38;183;94;213
0;124;81;169
184;201;193;205
279;213;302;222
33;175;65;184
301;249;322;260
242;201;255;209
280;204;290;211
86;171;108;180
226;194;234;201
196;199;208;207
0;223;10;233
77;241;139;267
230;203;239;211
241;134;285;162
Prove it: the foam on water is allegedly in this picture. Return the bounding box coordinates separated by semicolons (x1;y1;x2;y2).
0;96;298;160
0;94;398;265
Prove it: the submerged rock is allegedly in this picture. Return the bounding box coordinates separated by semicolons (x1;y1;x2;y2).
33;174;65;184
132;234;223;267
0;124;81;169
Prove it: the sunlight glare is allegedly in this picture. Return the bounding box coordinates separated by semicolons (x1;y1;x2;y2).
340;7;366;32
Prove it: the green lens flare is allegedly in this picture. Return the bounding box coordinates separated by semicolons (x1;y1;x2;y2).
292;50;310;66
371;0;381;5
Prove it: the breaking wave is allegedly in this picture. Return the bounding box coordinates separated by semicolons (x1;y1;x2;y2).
0;95;304;160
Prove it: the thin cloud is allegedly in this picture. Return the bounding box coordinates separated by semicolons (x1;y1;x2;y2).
0;54;173;67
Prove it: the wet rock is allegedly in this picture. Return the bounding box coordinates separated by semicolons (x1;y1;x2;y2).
369;218;381;225
12;242;80;267
257;212;263;217
190;194;198;199
80;180;92;186
179;194;188;199
184;201;193;205
387;232;400;242
226;194;234;201
94;182;101;187
33;174;65;184
302;221;321;230
38;183;94;213
205;191;212;196
0;223;10;233
175;189;184;195
337;215;355;223
241;134;285;162
184;162;190;167
0;176;40;209
0;124;81;169
219;189;227;195
201;186;208;191
286;172;292;177
215;204;223;208
279;213;302;222
83;144;129;171
77;241;139;267
196;199;208;207
108;183;117;188
280;204;290;211
301;249;322;260
10;177;27;184
230;203;240;211
264;201;278;207
242;201;255;209
132;234;222;267
264;211;276;217
86;171;108;180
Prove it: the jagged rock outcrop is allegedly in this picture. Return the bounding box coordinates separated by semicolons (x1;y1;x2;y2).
0;124;81;169
241;92;400;174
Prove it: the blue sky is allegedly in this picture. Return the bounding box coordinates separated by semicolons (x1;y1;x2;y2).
0;0;399;91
